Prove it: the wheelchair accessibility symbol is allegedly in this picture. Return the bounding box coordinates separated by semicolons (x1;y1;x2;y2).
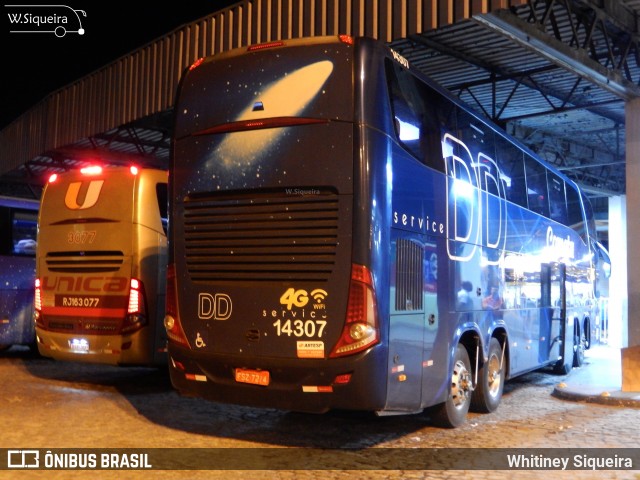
195;332;206;348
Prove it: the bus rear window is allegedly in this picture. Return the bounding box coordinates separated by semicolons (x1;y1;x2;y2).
175;42;354;140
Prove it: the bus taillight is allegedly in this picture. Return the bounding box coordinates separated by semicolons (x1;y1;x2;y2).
122;278;148;333
34;278;43;326
164;263;190;348
330;264;379;358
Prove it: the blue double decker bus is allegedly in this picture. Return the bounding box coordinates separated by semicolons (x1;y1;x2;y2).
165;36;608;427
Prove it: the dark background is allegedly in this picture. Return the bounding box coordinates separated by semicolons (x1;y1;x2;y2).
1;1;238;129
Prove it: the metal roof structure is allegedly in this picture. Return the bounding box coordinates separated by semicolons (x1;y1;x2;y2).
0;0;638;231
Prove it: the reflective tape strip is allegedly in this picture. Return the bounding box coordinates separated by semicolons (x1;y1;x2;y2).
185;373;207;382
302;386;333;393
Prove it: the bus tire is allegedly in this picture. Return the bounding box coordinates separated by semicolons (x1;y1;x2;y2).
583;317;591;350
430;343;472;428
471;337;504;413
553;357;571;375
572;319;585;368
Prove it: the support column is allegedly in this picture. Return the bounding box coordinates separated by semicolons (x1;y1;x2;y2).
608;196;626;348
623;97;640;391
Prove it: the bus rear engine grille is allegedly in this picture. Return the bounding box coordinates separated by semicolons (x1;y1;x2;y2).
45;251;124;273
183;191;339;283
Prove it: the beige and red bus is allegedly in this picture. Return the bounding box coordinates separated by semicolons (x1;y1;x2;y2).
35;166;168;366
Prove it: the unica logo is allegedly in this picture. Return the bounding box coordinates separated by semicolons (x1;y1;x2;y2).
64;180;104;210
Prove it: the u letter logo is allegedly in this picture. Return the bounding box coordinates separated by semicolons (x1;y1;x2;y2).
64;180;104;210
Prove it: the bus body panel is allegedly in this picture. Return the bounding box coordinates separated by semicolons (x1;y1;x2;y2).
35;167;168;366
0;197;38;349
168;343;389;413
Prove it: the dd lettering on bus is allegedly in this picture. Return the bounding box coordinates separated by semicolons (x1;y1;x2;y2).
198;293;232;320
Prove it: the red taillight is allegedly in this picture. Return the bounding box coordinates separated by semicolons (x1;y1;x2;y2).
127;278;141;314
34;278;42;312
339;34;354;45
329;264;379;358
48;173;58;183
164;264;190;348
129;165;139;175
34;278;43;326
122;278;148;333
333;373;352;385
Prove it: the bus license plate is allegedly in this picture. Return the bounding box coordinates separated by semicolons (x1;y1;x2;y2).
235;368;270;386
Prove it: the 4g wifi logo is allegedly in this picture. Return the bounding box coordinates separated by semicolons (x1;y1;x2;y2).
280;288;328;310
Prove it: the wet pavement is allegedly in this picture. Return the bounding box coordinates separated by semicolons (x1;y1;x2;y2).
0;343;638;480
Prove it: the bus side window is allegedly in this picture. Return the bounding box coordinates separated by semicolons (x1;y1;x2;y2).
385;59;446;173
524;156;549;218
547;173;568;225
156;183;168;235
495;137;527;208
12;211;38;256
0;207;37;256
0;207;11;255
566;184;584;238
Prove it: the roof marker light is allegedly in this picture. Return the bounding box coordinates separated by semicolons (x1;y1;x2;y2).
80;166;103;175
339;35;354;45
189;57;204;71
248;41;285;52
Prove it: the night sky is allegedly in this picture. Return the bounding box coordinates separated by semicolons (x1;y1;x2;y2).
1;1;238;129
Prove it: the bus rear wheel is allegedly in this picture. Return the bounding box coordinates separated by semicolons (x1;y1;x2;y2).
430;343;472;428
572;319;585;368
471;337;504;413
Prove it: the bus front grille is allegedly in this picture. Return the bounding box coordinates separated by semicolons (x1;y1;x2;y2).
183;190;339;283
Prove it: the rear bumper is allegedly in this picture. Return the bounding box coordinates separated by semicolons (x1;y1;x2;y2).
167;342;388;413
35;326;163;366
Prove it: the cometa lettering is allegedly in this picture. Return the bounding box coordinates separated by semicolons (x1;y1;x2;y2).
546;226;575;259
